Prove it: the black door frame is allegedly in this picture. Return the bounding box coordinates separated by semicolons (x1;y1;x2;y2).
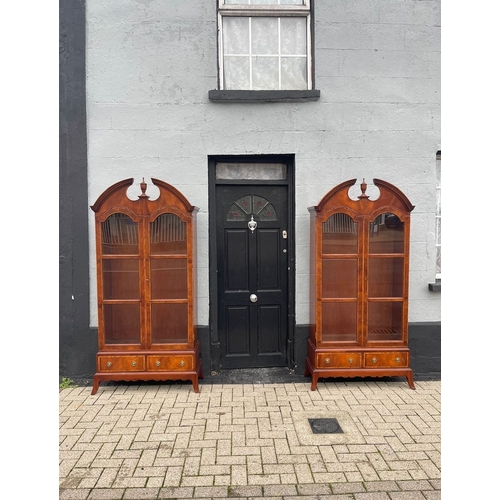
208;154;296;373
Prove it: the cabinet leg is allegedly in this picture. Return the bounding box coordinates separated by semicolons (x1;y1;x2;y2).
192;376;200;393
310;373;318;391
406;371;416;390
91;378;100;395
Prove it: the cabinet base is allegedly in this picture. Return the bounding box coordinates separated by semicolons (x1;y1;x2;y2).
305;356;415;391
91;358;204;395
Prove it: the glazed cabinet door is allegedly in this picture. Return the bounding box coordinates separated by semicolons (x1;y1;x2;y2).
366;212;408;343
149;212;190;346
320;212;360;344
99;212;142;347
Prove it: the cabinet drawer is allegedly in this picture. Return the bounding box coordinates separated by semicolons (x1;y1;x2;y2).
364;352;408;368
147;355;193;371
98;355;145;372
317;352;362;368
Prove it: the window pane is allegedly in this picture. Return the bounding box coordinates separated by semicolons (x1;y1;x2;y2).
227;204;246;220
252;56;279;89
281;57;307;89
257;204;277;220
224;57;250;89
225;0;305;4
216;162;286;179
224;17;249;54
251;18;278;54
280;17;306;55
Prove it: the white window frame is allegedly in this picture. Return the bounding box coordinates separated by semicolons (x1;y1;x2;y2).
217;0;313;91
435;151;441;280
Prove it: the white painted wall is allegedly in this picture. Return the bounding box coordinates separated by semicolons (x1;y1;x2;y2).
86;0;441;327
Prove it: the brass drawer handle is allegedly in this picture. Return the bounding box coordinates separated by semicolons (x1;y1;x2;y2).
131;361;137;367
348;358;353;364
371;357;377;364
106;361;112;368
324;357;331;364
179;360;185;367
155;361;161;367
395;357;401;363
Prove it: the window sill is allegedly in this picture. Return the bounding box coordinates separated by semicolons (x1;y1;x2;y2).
428;281;441;292
208;90;320;103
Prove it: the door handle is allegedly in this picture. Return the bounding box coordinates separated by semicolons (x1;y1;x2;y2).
250;294;258;303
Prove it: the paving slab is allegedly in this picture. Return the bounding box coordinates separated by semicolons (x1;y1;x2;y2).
60;379;441;499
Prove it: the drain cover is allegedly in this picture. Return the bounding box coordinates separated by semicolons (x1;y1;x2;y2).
308;418;343;434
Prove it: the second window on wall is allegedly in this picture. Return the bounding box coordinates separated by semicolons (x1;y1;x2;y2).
217;0;312;91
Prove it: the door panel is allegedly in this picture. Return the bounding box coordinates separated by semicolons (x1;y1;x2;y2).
258;305;282;353
257;230;280;289
217;184;288;368
226;230;249;290
226;306;250;356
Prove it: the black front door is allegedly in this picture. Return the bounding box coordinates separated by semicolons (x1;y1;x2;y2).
216;184;289;368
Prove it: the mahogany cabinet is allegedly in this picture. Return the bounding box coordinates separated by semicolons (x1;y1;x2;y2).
90;178;203;394
305;178;415;390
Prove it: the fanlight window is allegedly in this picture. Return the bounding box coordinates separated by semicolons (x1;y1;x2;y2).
227;194;277;221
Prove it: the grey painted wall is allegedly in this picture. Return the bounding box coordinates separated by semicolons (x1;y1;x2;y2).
59;0;441;380
86;0;441;329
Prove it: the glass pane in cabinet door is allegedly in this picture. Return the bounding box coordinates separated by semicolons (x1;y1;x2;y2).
321;302;357;342
322;259;357;298
103;304;140;344
151;303;188;344
150;213;187;255
368;257;404;297
369;213;404;254
101;214;138;255
103;259;140;299
150;259;188;300
367;301;403;341
322;214;357;254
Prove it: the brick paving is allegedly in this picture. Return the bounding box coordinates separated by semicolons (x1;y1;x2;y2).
59;380;440;499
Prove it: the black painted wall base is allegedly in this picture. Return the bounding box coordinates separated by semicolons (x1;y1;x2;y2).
293;322;440;381
61;322;440;384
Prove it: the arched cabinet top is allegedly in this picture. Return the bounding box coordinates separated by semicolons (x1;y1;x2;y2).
309;178;415;217
91;177;199;216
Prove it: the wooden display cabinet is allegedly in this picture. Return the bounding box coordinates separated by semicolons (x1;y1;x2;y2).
90;178;203;394
305;178;415;390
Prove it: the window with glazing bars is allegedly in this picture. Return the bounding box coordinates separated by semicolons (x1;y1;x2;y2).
218;0;312;90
